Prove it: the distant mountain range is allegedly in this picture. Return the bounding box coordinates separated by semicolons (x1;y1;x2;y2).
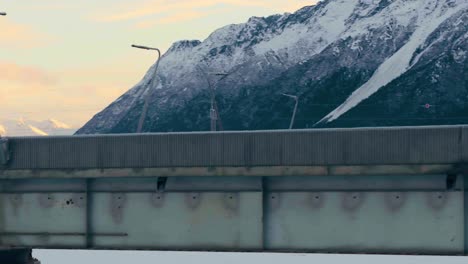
77;0;468;134
0;118;76;137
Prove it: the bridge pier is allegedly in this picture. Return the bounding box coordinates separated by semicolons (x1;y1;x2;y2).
0;249;40;264
465;174;468;255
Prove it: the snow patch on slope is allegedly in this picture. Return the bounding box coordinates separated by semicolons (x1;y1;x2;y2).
0;118;75;136
318;0;467;124
48;118;72;129
254;0;359;57
28;125;48;136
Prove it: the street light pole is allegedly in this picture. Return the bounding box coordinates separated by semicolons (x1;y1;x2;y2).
209;73;228;132
281;93;299;129
197;67;229;131
132;44;161;133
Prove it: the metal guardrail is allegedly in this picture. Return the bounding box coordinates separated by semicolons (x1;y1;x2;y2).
2;126;468;170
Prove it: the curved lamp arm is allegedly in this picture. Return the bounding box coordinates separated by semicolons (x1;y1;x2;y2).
132;44;162;133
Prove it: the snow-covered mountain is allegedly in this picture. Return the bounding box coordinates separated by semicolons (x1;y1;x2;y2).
0;118;76;137
77;0;468;134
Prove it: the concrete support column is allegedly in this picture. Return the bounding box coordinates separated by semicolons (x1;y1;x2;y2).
465;174;468;256
0;249;40;264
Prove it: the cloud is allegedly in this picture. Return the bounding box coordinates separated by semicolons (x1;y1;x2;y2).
95;0;264;22
134;10;210;29
24;3;78;12
93;0;318;26
0;63;147;127
280;1;317;12
0;19;51;49
0;62;57;85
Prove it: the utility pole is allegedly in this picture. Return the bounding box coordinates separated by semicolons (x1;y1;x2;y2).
281;93;299;129
131;44;161;133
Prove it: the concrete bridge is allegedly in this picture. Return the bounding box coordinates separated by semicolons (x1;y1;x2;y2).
1;125;468;262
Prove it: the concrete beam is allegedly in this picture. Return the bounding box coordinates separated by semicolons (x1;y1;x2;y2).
0;164;458;179
0;189;464;254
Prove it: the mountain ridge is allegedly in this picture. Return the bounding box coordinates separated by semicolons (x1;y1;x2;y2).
77;0;468;134
0;118;76;136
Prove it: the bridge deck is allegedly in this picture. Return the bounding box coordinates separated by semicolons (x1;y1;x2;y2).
0;126;467;255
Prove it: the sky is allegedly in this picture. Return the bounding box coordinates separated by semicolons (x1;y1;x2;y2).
0;0;314;129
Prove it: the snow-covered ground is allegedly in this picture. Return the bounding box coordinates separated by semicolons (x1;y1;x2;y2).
34;251;468;264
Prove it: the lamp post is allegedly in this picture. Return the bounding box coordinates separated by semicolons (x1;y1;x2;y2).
281;93;299;129
209;73;228;131
197;67;229;131
131;44;161;133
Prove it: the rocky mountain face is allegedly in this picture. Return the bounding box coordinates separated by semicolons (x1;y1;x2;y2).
77;0;468;134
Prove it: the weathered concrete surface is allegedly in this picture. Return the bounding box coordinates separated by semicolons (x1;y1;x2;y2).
265;192;464;254
0;175;466;255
